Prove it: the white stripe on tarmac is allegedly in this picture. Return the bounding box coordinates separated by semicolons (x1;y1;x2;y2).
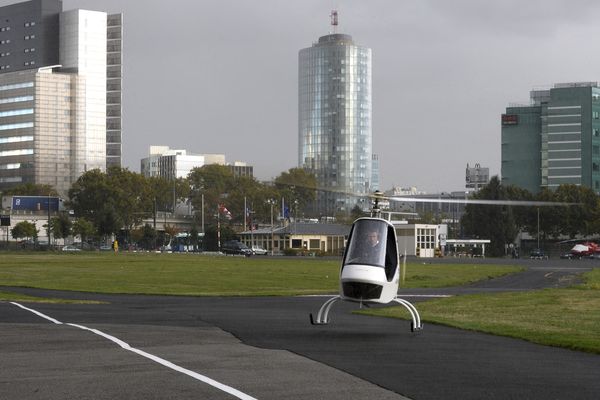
10;302;63;324
10;302;257;400
300;294;452;298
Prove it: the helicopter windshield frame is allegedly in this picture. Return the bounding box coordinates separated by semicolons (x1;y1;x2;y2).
343;219;397;279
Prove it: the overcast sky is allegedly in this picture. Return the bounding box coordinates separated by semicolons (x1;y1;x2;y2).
51;1;600;192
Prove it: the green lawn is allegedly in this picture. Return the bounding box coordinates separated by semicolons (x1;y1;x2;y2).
0;253;519;297
361;270;600;353
3;252;597;353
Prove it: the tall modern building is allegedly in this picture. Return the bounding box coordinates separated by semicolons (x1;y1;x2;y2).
502;82;600;193
0;0;122;195
298;12;372;213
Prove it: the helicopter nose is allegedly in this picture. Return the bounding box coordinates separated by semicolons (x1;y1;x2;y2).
342;281;383;299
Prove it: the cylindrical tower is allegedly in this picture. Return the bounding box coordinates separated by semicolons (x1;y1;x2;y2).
298;30;372;214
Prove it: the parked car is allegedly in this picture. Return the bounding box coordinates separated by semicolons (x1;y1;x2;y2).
62;245;81;252
221;240;252;256
251;246;268;255
529;249;548;260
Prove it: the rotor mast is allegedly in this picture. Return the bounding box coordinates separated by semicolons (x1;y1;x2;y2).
370;190;384;218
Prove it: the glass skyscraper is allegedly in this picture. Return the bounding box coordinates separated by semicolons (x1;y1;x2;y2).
298;31;372;214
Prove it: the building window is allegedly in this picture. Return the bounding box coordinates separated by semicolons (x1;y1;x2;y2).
594;111;600;119
0;108;33;118
594;145;600;155
0;82;34;91
595;128;600;137
594;163;600;172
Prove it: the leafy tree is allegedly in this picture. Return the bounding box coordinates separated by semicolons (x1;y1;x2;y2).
49;214;72;240
203;224;237;251
69;167;153;237
188;164;236;224
273;168;317;215
72;218;96;244
131;224;156;250
461;176;521;256
164;224;179;247
553;184;600;238
11;221;37;241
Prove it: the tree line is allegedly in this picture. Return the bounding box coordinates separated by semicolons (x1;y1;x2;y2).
461;177;600;256
3;165;317;247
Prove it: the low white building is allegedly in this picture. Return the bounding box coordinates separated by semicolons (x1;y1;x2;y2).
395;223;442;257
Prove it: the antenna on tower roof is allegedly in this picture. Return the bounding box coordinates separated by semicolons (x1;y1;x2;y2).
330;10;338;34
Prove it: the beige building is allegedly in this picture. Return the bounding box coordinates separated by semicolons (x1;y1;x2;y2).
240;223;349;254
0;68;83;194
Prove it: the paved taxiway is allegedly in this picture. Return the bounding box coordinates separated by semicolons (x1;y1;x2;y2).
1;259;599;399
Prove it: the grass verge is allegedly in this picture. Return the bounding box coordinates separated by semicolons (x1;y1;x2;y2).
0;290;104;304
359;270;600;353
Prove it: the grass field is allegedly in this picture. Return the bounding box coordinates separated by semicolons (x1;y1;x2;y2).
0;252;519;299
360;269;600;353
2;252;598;353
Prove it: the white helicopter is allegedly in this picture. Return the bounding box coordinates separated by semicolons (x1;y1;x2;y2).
309;190;576;331
310;192;423;330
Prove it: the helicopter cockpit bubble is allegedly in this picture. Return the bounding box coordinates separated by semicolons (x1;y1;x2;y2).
343;219;398;281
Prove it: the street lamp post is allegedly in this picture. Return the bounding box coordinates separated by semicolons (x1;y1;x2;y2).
537;207;540;250
267;199;275;256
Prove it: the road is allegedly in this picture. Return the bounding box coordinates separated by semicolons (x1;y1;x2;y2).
1;259;599;399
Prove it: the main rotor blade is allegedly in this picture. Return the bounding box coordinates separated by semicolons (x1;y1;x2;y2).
386;196;577;207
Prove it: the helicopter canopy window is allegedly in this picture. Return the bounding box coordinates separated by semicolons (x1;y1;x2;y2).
345;219;388;268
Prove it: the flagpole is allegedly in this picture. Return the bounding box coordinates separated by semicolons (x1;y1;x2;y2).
217;204;221;253
250;203;254;250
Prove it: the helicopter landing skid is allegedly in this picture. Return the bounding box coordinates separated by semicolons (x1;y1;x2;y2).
309;295;423;332
392;297;423;332
309;296;340;325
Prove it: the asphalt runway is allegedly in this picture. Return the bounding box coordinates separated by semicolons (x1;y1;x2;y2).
2;259;599;399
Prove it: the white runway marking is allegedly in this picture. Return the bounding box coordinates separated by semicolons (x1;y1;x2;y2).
10;302;258;400
300;294;452;298
10;302;63;324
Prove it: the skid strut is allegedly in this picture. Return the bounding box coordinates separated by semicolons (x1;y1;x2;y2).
310;295;423;332
309;296;340;325
392;297;423;332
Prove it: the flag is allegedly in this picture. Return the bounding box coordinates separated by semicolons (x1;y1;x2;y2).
219;203;232;220
284;206;290;221
246;207;252;230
